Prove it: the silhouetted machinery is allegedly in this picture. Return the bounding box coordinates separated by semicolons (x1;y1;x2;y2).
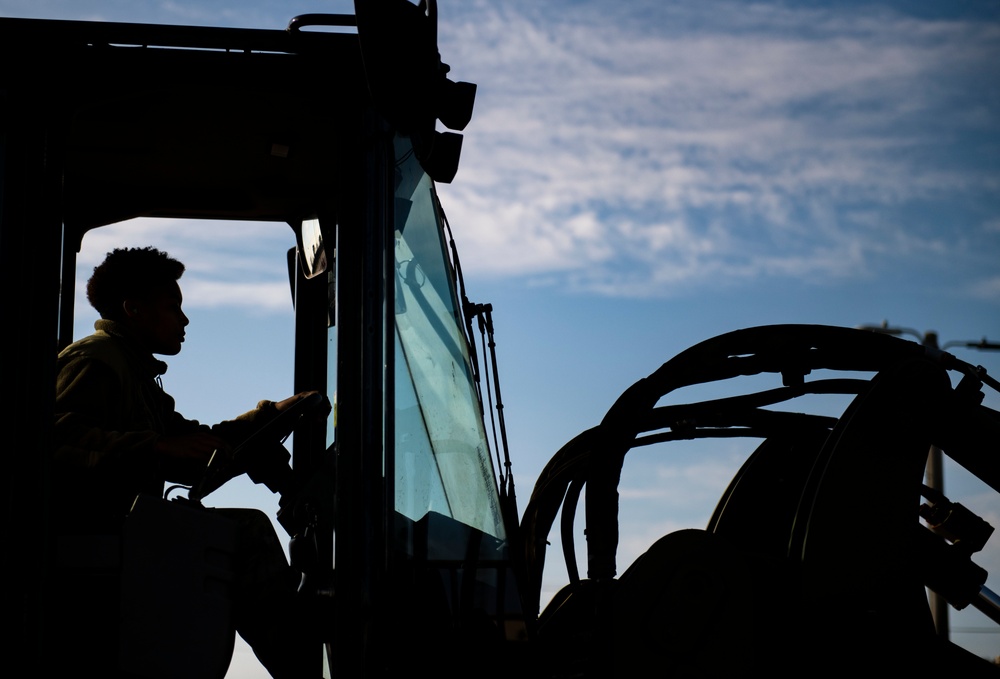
523;324;1000;676
1;2;996;677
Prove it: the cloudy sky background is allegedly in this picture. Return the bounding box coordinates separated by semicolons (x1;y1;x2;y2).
6;0;999;672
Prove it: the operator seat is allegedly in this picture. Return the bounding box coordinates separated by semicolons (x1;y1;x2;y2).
51;494;239;679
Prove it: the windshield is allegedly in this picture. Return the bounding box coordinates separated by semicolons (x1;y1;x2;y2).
391;137;506;545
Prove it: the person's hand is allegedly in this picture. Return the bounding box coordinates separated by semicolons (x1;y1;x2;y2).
274;390;330;416
154;431;229;462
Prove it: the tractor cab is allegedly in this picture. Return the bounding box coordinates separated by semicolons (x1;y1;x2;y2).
4;3;998;678
1;3;523;677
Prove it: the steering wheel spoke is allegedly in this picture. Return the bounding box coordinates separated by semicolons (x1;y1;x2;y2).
189;393;330;503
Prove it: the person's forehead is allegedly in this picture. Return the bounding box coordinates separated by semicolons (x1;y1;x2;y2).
149;280;183;303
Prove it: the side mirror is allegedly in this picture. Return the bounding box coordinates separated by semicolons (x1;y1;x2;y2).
294;217;329;279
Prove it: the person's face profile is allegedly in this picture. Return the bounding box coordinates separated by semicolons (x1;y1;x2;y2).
127;281;189;356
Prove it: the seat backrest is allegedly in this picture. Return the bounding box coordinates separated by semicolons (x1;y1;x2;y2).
120;494;238;679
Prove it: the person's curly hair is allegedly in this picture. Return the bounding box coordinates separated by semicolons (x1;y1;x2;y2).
86;247;185;320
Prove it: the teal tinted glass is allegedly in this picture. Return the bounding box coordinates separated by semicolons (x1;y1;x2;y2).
392;137;505;542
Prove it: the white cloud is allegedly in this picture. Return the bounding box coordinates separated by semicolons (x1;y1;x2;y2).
969;276;1000;301
28;1;1000;305
76;218;295;314
181;279;291;311
437;1;1000;296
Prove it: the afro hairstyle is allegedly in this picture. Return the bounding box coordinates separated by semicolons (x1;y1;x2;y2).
86;247;185;320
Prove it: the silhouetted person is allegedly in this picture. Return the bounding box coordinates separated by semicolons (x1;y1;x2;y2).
52;246;320;678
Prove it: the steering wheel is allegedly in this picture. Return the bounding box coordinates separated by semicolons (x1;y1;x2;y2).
234;392;329;457
189;392;330;503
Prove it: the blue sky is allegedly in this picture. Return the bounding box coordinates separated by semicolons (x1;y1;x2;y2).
8;0;999;670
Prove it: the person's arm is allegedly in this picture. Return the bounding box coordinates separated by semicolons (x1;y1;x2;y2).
181;392;325;497
209;391;325;442
54;356;224;483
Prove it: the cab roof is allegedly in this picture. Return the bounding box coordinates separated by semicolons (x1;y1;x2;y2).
0;16;367;234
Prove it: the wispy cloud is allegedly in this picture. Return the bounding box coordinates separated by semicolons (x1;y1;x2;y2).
24;0;999;304
76;218;295;314
438;1;1000;297
969;276;1000;301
